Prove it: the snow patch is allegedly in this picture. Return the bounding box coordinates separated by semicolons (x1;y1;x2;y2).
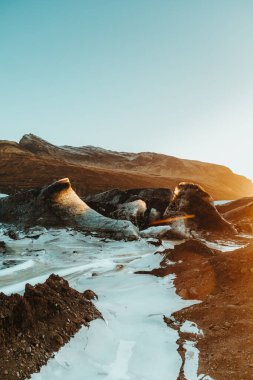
0;226;217;379
140;225;172;238
180;321;203;336
0;259;35;277
0;193;8;198
204;240;244;252
183;340;199;380
214;200;232;206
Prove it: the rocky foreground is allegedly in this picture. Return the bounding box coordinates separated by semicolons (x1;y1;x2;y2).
0;274;101;380
1;177;253;379
139;240;253;379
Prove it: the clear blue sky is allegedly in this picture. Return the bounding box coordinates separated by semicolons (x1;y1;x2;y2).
1;1;253;179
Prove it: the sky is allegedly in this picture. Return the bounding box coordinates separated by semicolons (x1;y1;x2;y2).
0;0;253;179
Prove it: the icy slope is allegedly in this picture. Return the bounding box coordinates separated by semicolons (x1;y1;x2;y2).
0;226;207;380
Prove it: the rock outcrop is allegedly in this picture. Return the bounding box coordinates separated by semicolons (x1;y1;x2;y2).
1;134;252;200
85;188;172;228
0;178;139;240
0;173;243;241
85;183;238;240
163;183;236;238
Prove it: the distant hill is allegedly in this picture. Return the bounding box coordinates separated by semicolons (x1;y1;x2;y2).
0;133;252;200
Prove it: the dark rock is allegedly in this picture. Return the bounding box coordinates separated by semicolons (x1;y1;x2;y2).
0;241;6;253
3;260;23;267
8;230;18;240
147;238;162;247
83;289;98;300
115;264;124;271
85;187;173;228
163;182;236;237
0;178;139;241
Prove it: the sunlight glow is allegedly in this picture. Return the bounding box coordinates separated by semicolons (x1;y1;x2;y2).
151;214;195;226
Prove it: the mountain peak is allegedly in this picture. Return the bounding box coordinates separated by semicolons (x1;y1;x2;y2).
19;134;58;155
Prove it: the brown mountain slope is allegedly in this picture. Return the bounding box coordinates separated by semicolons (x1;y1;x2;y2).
0;134;252;199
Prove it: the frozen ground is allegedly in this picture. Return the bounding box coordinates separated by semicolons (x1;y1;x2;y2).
0;226;221;380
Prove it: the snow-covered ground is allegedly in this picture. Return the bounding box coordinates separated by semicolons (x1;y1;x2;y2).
204;239;245;252
0;226;217;379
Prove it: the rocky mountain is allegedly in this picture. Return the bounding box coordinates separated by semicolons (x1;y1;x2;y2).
0;133;252;199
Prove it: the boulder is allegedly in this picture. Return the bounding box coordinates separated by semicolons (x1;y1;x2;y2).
163;183;236;238
0;178;139;240
85;187;172;228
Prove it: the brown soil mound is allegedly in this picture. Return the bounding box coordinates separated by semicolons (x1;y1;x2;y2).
0;274;102;380
217;198;253;234
223;202;253;234
137;240;218;300
139;240;253;379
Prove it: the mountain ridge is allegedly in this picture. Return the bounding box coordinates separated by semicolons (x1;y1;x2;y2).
0;133;252;200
